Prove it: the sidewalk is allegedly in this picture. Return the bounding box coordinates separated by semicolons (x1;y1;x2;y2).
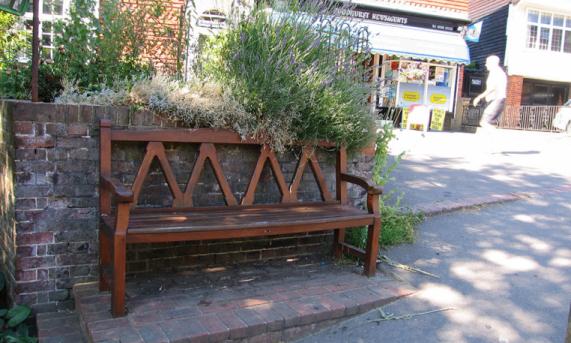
384;129;571;214
299;129;571;343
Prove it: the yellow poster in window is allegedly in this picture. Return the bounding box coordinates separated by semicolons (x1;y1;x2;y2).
401;108;409;128
430;108;446;131
430;93;447;104
402;91;420;102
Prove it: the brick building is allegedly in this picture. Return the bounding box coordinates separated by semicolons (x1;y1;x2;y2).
465;0;571;106
24;0;252;75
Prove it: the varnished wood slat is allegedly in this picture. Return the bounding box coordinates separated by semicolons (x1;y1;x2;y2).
120;204;369;225
334;147;348;258
131;142;160;207
110;128;337;148
127;219;374;244
131;142;184;208
364;194;380;277
336;147;348;204
127;205;365;221
183;144;208;207
127;214;374;233
184;144;237;207
153;142;185;207
308;150;333;201
242;145;292;205
100;175;133;202
290;148;311;200
291;147;333;201
112;203;130;317
266;146;293;203
340;242;366;260
202;144;238;206
125;207;371;229
129;201;341;217
100;120;112;215
341;173;383;195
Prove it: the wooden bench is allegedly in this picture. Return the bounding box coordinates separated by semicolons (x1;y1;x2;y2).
98;119;383;317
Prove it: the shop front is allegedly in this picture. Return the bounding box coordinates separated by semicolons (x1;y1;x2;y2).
335;3;471;129
377;59;456;112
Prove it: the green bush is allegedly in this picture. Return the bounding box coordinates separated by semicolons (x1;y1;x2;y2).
0;12;31;99
201;1;374;151
345;124;424;249
53;0;152;92
0;273;36;343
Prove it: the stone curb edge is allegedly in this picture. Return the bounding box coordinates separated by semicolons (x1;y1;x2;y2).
414;185;571;217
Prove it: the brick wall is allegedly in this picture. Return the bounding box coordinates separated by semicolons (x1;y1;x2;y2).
506;75;523;107
0;102;16;305
1;100;373;313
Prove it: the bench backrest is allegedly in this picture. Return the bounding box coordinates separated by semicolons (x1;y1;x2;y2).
99;120;348;209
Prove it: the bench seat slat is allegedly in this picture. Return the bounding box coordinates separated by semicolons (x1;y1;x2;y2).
104;204;373;235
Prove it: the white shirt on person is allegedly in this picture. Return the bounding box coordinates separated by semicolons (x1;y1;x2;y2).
485;66;507;102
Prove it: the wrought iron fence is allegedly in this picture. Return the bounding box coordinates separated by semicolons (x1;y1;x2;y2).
317;18;370;53
499;105;561;132
461;105;484;127
461;103;562;132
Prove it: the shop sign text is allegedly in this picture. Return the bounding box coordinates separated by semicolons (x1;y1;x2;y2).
333;5;460;32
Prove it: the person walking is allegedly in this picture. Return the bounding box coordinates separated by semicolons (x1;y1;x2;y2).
473;55;507;129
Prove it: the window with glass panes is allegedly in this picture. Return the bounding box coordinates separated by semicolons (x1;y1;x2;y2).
23;0;71;59
526;9;571;53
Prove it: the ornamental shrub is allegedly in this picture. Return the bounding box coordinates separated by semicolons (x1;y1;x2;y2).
53;0;152;91
201;0;375;150
0;12;31;99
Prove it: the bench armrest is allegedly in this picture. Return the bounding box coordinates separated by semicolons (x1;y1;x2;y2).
100;175;134;203
340;173;383;195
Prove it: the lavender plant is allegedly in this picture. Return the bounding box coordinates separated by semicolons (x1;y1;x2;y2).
201;0;375;151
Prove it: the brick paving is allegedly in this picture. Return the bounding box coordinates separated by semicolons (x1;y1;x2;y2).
37;260;414;342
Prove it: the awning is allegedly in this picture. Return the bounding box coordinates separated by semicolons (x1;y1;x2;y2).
363;22;471;64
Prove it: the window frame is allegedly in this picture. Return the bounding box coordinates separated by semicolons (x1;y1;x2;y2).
526;8;571;54
23;0;74;60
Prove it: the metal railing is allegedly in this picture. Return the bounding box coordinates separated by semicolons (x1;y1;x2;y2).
499;105;561;132
461;105;483;127
461;103;562;132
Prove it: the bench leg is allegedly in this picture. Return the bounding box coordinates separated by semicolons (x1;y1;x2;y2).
364;218;380;277
333;229;345;259
99;229;111;292
111;234;127;317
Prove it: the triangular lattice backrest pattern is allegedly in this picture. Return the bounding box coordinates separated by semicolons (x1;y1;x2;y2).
102;126;343;208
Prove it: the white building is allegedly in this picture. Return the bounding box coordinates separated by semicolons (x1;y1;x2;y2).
467;0;571;106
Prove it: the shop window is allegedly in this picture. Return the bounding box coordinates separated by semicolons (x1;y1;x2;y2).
377;59;455;112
